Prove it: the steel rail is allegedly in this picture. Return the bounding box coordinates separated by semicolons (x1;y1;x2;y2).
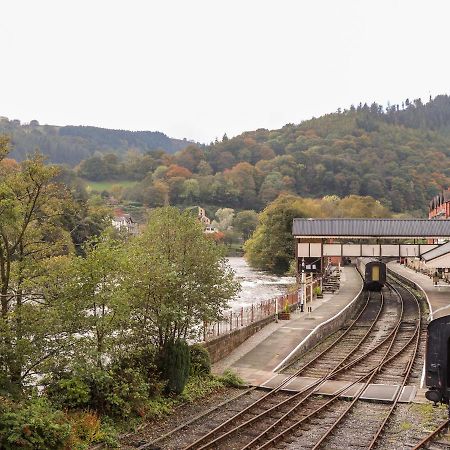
253;282;417;450
411;419;450;449
135;386;257;449
311;280;421;450
181;291;375;450
367;280;422;449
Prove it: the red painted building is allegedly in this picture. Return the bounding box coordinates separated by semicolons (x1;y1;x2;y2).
429;188;450;219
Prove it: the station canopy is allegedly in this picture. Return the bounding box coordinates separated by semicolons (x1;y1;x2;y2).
293;218;450;259
292;218;450;239
421;241;450;268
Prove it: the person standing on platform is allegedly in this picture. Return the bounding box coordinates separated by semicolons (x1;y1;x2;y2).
433;272;439;286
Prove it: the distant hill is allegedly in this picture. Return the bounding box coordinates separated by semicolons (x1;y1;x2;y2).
182;95;450;214
0;118;193;165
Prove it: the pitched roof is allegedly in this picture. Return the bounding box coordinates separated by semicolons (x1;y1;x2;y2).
421;241;450;262
430;189;450;210
292;218;450;238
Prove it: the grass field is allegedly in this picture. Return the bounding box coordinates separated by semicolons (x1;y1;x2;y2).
84;180;137;193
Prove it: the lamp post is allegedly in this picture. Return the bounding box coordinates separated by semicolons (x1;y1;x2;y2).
299;258;306;312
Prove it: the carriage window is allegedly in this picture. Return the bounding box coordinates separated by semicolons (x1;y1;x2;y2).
372;265;380;281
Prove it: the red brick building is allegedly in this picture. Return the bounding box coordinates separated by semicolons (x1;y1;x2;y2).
429;188;450;219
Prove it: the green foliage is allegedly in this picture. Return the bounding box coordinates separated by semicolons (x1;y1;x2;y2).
181;375;224;402
158;340;191;395
125;207;240;348
245;193;391;274
47;365;149;419
47;376;91;409
233;210;259;240
0;396;71;450
189;344;211;376
217;370;245;387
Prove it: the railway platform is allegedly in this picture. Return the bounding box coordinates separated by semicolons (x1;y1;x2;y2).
387;261;450;320
213;266;363;385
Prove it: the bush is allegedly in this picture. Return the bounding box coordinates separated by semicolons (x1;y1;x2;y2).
217;370;245;388
181;375;223;402
158;340;191;394
46;366;149;419
46;375;91;409
0;396;71;450
189;344;211;375
66;411;118;449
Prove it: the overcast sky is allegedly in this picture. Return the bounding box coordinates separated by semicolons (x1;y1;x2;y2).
1;1;449;143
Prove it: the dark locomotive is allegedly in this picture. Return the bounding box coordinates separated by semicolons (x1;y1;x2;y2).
424;316;450;406
356;258;386;291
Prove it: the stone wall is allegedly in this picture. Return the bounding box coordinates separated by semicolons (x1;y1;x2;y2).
202;315;275;363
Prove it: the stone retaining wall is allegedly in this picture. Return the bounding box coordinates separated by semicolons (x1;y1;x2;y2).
202;315;275;363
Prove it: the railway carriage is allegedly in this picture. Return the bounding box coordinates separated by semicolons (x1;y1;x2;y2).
356;258;386;291
425;316;450;405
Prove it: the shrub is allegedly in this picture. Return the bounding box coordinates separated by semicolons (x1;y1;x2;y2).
46;365;149;419
158;340;191;394
0;396;71;450
66;411;118;449
189;344;211;375
46;375;91;409
217;370;245;388
181;375;223;402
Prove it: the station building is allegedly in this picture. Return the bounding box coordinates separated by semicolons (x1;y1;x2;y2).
402;188;450;283
429;188;450;219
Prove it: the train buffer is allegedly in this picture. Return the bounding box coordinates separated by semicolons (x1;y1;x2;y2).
259;374;417;403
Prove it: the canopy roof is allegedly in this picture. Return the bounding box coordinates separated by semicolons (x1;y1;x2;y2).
292;218;450;238
422;241;450;262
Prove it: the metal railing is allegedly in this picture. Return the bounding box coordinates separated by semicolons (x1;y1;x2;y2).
201;291;299;342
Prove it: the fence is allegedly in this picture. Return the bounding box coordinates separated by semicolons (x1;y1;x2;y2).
201;291;299;342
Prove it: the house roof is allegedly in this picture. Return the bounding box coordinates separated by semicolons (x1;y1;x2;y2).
292;218;450;238
421;241;450;262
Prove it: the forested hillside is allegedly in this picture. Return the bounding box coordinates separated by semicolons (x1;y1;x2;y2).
80;95;449;215
0;118;192;164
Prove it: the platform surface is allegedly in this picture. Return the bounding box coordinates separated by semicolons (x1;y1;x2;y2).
218;267;363;385
387;262;450;319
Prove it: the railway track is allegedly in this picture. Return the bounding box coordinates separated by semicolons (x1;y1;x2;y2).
409;419;450;449
130;274;426;450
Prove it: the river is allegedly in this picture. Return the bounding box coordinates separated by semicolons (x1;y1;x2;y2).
227;257;295;311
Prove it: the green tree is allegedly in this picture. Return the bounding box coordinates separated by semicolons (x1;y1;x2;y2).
64;232;128;369
244;194;308;274
0;142;75;393
233;210;258;240
125;207;239;349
